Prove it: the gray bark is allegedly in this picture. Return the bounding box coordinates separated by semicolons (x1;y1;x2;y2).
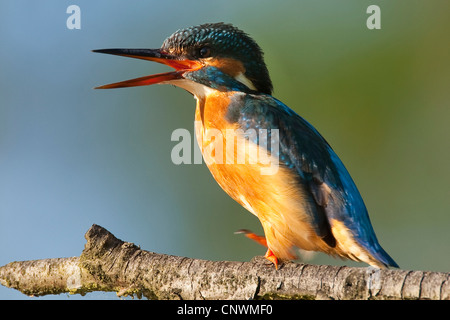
1;224;448;299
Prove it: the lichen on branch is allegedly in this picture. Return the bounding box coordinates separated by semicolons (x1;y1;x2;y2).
0;224;448;300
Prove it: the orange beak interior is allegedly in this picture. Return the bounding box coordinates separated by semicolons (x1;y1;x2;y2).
93;48;202;89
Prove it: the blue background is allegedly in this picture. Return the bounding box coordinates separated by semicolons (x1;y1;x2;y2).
1;1;449;299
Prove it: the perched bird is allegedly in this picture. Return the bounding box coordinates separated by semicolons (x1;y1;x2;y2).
93;22;398;269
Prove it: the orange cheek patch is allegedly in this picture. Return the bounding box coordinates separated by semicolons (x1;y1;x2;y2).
206;57;246;77
205;58;257;91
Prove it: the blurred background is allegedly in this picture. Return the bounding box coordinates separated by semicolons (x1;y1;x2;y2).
1;1;449;299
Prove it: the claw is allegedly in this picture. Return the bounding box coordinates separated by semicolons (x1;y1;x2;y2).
265;248;279;269
235;229;279;269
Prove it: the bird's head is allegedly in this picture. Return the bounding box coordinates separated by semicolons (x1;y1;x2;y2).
94;23;273;97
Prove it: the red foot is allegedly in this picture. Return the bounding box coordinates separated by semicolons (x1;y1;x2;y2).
235;229;279;269
235;229;267;247
265;248;279;269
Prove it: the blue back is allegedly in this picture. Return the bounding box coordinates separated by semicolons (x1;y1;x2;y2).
225;93;398;268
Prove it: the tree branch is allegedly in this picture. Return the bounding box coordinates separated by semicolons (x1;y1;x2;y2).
1;224;448;299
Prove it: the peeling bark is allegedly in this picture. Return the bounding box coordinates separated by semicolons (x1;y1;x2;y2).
1;224;448;300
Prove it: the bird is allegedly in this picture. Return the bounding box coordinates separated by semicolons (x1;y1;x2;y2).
93;22;398;269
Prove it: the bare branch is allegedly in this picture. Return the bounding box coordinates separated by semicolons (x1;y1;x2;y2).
1;224;448;299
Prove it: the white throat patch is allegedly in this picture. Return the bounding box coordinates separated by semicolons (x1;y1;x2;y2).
166;72;256;100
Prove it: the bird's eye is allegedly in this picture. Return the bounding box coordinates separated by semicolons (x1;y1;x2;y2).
198;46;211;58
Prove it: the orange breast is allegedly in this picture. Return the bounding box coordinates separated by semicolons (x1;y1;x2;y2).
194;91;335;260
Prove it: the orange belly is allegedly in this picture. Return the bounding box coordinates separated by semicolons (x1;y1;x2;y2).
194;91;333;261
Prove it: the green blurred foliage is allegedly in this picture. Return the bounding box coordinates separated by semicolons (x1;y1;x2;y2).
0;1;449;299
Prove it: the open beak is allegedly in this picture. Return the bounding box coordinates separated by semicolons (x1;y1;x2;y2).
92;48;202;89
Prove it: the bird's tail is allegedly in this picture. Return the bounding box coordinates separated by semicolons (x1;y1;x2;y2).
368;244;399;268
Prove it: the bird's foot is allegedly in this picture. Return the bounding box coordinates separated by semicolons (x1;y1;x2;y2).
265;248;279;269
235;229;279;269
234;229;267;247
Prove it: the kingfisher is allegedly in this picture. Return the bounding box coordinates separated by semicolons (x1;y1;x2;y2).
93;22;398;269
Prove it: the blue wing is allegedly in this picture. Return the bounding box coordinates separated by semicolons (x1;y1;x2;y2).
226;93;398;268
